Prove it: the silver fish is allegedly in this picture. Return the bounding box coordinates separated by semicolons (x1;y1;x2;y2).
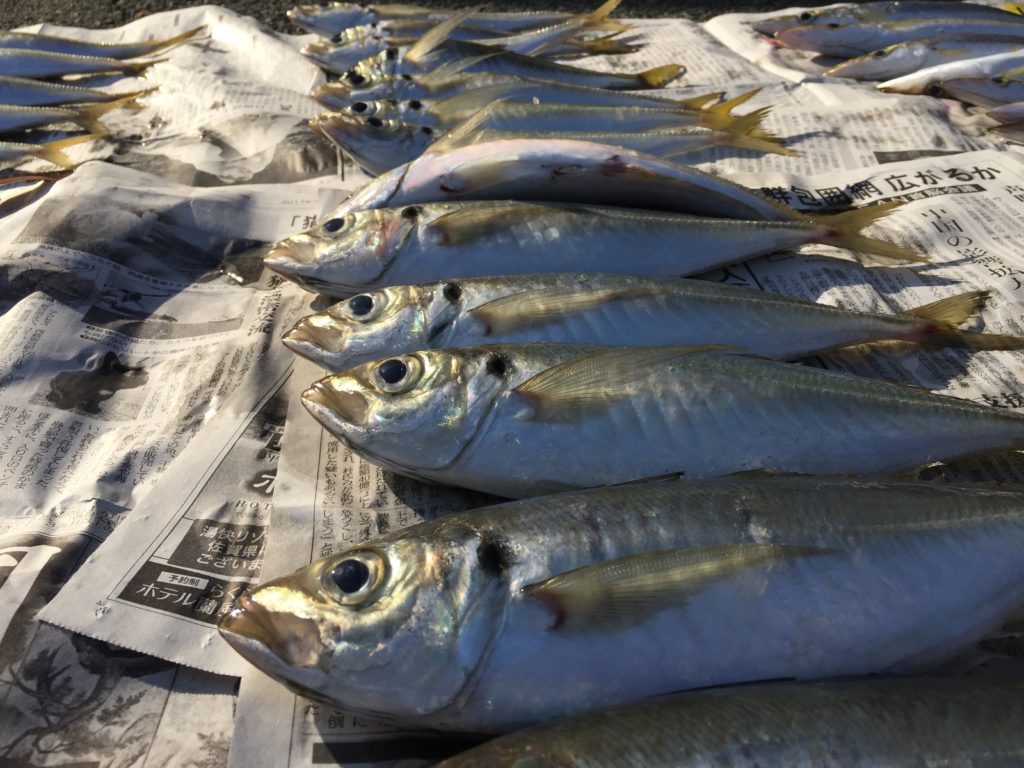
826;36;1024;82
0;94;141;135
283;275;1015;372
0;76;154;107
777;19;1024;59
300;344;1024;497
752;1;1024;37
0;134;99;169
878;50;1024;94
438;678;1024;765
0;48;161;78
219;477;1024;730
309;139;808;224
265;200;915;296
343;42;681;93
0;26;204;58
940;75;1024;106
989;100;1024;123
288;3;572;37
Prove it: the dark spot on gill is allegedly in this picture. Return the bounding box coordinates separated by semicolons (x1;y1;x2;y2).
476;532;514;577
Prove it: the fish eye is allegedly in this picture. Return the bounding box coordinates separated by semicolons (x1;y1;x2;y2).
421;126;433;136
443;282;462;302
385;47;398;60
367;116;384;128
346;70;366;85
799;11;812;20
400;73;412;81
330;33;342;43
345;292;385;320
925;83;943;97
351;101;369;113
401;205;420;219
322;217;348;234
872;48;886;57
408;99;422;110
373;355;422;393
323;551;387;606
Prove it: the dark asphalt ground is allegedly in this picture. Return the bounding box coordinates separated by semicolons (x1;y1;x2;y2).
1;0;837;33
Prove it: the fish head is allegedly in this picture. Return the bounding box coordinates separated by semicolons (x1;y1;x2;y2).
344;49;399;93
218;526;508;721
288;3;375;35
317;112;435;175
283;283;440;369
343;98;397;120
302;347;511;470
264;207;418;294
826;42;926;81
774;24;875;57
302;30;381;69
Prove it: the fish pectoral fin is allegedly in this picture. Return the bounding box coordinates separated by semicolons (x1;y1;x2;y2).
405;8;478;64
522;543;837;632
429;100;500;153
512;345;735;421
469;285;663;334
420;52;500;85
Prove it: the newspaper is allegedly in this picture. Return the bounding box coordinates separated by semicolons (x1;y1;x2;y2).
19;6;347;185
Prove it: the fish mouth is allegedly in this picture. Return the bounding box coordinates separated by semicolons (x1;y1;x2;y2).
283;318;350;360
264;240;315;275
304;379;369;426
313;113;362;142
219;593;278;650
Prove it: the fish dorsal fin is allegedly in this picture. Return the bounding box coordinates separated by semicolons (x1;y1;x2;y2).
512;345;735;421
523;0;624;56
404;8;477;64
419;51;501;84
522;543;837;631
428;101;497;152
427;200;554;244
469;284;665;335
435;82;535;115
904;290;989;326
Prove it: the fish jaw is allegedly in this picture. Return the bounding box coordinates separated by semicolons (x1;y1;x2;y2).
282;316;352;368
263;238;326;294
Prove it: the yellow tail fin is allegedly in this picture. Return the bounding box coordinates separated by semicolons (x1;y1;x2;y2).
639;64;684;88
29;133;101;169
144;25;208;54
73;93;145;134
698;87;762;129
125;58;167;76
713;106;800;157
904;289;1024;350
677;91;725;110
905;290;988;326
812;201;926;265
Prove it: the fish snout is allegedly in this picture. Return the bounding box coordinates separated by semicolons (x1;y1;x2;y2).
218;592;275;647
315;113;363;142
283;317;350;357
264;240;316;276
304;380;369;426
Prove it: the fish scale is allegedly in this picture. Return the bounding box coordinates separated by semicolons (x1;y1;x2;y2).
219;478;1024;732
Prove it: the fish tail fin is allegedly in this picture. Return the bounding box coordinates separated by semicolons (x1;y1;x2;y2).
639;64;684;88
812;201;926;265
677;91;725;110
713;106;800;156
904;290;1024;350
569;34;641;56
146;25;208;54
118;86;160;110
73;93;142;133
698;87;762;127
126;58;167;76
587;0;624;22
29;133;102;169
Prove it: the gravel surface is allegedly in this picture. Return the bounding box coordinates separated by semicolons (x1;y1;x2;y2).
3;0;836;33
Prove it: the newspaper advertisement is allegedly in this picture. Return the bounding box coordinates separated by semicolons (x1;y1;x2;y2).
228;359;494;768
20;6;345;185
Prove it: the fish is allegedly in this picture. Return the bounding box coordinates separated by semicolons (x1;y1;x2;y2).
436;678;1024;764
939;75;1024;107
0;76;156;107
0;94;144;135
219;476;1024;730
752;1;1024;37
776;19;1024;59
288;3;573;37
0;48;163;78
878;50;1024;94
310;112;436;174
988;100;1024;123
0;26;204;58
825;36;1024;82
303;25;496;74
282;274;1019;372
265;200;916;296
0;134;100;170
0;172;64;217
342;41;682;93
304;139;811;225
299;343;1024;497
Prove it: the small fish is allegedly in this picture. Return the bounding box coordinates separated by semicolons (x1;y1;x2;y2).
0;76;156;107
310;139;809;225
310;112;436;174
0;133;99;169
288;3;572;37
343;41;682;94
0;48;163;79
752;1;1024;37
878;50;1024;94
940;75;1024;107
0;26;204;58
776;19;1024;59
219;476;1024;730
299;344;1024;496
0;93;143;135
437;678;1024;765
283;274;1013;372
265;199;915;295
826;36;1024;82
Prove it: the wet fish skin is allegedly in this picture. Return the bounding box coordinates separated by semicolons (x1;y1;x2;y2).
219;477;1024;731
301;343;1024;497
0;94;140;135
941;77;1024;108
826;36;1024;82
0;75;153;107
310;111;436;175
265;199;912;296
752;1;1024;37
0;47;161;78
989;100;1024;123
438;678;1024;765
282;274;1006;372
878;50;1024;94
0;27;204;59
777;19;1024;59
